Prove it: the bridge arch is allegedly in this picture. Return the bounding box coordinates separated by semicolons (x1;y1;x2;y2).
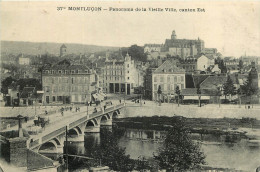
68;128;80;137
112;111;119;118
101;114;109;122
38;139;59;153
86;120;95;127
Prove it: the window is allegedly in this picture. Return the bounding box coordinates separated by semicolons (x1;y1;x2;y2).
154;76;157;82
181;84;184;89
127;71;129;73
177;76;180;82
160;76;164;82
131;83;133;89
127;64;129;68
154;84;157;91
181;76;184;82
45;86;50;92
167;84;170;90
58;70;62;74
167;76;170;82
53;96;56;102
161;84;164;91
128;77;130;80
58;96;62;101
174;76;177;82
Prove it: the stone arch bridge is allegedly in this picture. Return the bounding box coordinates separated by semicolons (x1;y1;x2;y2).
10;103;125;163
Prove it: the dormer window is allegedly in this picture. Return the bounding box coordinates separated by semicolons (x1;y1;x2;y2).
71;70;75;74
58;70;62;74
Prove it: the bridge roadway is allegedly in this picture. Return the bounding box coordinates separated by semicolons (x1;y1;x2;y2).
27;103;125;151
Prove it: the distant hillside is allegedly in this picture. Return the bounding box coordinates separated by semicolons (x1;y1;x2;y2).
1;41;120;55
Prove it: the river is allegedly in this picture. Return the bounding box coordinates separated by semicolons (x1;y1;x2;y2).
66;127;260;171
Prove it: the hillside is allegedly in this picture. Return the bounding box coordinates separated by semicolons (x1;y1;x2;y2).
1;41;120;55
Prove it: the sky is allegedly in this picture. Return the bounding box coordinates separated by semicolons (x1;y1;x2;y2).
1;1;260;57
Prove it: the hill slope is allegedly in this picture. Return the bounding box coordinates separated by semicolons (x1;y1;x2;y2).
1;41;120;55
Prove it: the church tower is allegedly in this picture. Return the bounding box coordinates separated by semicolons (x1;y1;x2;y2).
60;44;67;57
171;30;177;39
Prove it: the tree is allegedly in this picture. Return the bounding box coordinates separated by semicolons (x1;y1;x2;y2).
90;129;134;171
222;75;236;101
1;76;17;94
197;86;201;107
241;72;258;103
218;60;227;74
175;86;180;107
122;45;147;62
158;85;162;106
154;118;205;171
238;60;243;73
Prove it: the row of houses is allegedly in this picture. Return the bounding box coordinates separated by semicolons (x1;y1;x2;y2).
144;58;259;103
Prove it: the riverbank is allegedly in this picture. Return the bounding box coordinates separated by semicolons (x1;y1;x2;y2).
114;116;260;143
124;100;260;120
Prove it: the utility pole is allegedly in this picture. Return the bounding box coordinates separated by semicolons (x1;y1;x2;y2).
65;126;69;171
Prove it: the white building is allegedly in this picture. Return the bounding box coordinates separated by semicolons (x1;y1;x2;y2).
19;55;30;65
103;53;142;95
144;44;162;53
152;59;186;101
197;55;214;71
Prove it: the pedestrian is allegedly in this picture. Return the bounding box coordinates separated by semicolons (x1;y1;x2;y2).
78;107;80;112
45;110;48;115
41;122;45;130
119;99;121;103
144;101;145;104
70;107;72;111
61;111;64;116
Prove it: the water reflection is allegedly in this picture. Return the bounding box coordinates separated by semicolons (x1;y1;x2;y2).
67;128;260;171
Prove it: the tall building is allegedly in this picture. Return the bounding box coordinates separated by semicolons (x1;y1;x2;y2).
161;30;205;59
60;44;67;57
152;59;186;101
103;53;142;95
42;60;96;104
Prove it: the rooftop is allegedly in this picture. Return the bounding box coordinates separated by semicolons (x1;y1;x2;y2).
153;59;185;74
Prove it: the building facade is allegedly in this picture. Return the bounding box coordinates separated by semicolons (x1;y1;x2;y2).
103;53;142;95
152;59;186;101
19;55;30;65
161;30;205;59
197;55;214;71
42;61;96;104
144;44;163;53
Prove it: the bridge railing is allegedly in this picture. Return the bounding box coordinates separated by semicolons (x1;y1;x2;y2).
28;103;125;149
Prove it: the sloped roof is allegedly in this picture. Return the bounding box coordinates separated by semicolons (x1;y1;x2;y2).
192;74;210;88
200;76;227;89
153;59;185;74
182;88;220;96
60;44;67;48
